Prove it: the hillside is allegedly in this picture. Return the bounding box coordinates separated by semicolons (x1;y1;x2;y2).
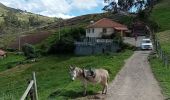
0;2;55;48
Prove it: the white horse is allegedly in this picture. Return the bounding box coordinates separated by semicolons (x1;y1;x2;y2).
69;66;109;95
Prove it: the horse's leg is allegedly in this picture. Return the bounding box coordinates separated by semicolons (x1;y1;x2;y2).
105;83;108;94
82;81;87;96
102;84;105;94
102;81;108;94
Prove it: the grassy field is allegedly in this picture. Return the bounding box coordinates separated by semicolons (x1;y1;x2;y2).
0;50;133;100
149;55;170;98
0;53;25;72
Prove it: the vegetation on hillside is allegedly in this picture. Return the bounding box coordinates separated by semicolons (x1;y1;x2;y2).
0;3;55;48
150;0;170;31
0;50;133;99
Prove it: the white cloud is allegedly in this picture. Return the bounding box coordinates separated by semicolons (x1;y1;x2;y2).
0;0;104;18
71;0;98;10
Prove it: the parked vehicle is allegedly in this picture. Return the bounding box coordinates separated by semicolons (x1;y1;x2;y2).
140;38;153;50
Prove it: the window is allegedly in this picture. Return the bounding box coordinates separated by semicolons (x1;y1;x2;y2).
87;29;90;33
92;28;94;33
103;28;107;33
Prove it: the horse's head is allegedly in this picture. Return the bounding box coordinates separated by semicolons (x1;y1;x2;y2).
69;65;77;81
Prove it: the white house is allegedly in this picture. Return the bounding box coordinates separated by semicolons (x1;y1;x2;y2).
86;18;128;38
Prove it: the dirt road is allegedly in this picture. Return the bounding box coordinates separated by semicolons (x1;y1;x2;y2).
106;51;164;100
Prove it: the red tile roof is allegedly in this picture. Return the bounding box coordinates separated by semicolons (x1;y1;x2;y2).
0;49;6;56
87;18;128;30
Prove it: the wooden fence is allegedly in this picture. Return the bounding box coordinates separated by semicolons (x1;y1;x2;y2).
20;72;38;100
152;31;170;68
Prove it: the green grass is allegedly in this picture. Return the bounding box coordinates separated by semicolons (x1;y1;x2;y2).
149;55;170;98
0;53;25;72
151;0;170;31
157;30;170;54
0;50;133;100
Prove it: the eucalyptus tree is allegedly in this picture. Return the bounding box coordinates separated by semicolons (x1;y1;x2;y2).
103;0;158;14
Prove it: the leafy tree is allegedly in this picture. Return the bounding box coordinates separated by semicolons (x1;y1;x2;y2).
48;27;86;54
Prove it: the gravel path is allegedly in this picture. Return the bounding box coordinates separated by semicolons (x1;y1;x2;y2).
105;51;164;100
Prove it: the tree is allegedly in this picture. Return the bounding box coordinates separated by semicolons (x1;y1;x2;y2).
22;43;37;59
103;0;158;14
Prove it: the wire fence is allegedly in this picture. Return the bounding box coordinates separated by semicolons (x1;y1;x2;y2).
151;30;170;68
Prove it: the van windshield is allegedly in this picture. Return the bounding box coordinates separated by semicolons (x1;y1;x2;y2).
143;40;151;43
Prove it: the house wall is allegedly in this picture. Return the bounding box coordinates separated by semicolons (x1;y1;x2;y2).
86;28;114;38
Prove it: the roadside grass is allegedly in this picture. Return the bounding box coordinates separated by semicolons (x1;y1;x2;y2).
0;50;133;99
0;53;25;72
149;55;170;98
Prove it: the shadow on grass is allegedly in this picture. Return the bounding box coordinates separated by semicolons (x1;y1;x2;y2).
48;89;97;99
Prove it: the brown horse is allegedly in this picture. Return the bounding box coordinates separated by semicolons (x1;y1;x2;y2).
69;66;109;95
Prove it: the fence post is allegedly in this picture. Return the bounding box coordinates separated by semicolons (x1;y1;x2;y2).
32;72;38;100
165;56;168;68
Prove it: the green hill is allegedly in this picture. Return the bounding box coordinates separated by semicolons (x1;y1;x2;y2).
150;0;170;32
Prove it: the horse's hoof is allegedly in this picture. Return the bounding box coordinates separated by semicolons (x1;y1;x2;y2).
102;92;107;95
83;93;87;96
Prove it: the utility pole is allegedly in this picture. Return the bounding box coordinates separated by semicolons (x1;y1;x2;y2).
18;35;25;51
18;35;21;51
59;20;61;40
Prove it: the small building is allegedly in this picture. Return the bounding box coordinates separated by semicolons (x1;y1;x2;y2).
86;18;128;38
0;49;6;59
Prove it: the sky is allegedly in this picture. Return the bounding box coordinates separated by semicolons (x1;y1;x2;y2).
0;0;110;19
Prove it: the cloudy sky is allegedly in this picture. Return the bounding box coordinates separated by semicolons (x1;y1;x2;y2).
0;0;108;19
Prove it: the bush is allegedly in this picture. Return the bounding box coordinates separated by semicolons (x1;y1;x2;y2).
22;43;37;59
47;27;85;54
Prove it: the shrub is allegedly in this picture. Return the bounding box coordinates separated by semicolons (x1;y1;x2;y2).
22;43;37;59
47;27;85;54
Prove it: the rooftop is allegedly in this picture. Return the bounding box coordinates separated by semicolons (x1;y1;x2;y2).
87;18;128;30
